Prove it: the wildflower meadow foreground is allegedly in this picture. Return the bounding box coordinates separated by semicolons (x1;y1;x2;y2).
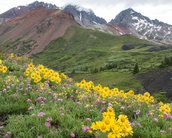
0;54;172;138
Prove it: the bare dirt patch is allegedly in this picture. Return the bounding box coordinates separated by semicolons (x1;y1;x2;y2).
137;69;172;98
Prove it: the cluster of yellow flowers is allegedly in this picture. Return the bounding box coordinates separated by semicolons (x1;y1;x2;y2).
90;107;133;138
137;92;154;104
0;59;8;73
9;53;15;59
75;79;94;92
24;63;68;83
159;102;171;114
94;85;121;98
76;80;154;104
75;80;128;98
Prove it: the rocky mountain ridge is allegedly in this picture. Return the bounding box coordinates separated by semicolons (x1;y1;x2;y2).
0;1;58;23
64;5;107;26
110;8;172;44
0;1;172;44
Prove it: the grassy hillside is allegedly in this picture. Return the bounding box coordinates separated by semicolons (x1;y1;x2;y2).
33;26;157;71
33;26;172;91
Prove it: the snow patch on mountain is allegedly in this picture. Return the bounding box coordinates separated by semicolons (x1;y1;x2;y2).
79;12;82;21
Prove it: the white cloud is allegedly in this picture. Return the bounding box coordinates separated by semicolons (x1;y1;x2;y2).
0;0;172;24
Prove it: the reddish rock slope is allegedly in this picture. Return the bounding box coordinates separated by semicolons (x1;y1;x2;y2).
0;7;77;55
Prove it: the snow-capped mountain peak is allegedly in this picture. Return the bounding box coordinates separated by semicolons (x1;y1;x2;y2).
64;4;107;26
110;8;172;44
0;1;58;23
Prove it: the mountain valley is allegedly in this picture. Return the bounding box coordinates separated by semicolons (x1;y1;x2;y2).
0;1;172;96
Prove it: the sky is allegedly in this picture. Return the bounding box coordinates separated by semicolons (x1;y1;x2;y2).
1;0;172;24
